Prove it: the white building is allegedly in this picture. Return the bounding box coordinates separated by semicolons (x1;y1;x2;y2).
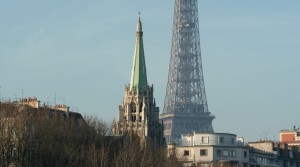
171;132;249;167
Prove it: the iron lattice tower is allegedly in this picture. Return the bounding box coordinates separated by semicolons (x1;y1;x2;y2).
160;0;215;143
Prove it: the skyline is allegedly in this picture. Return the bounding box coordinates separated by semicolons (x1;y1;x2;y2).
0;0;299;142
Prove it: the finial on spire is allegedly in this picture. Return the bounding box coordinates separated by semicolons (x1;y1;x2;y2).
137;12;142;32
138;11;141;18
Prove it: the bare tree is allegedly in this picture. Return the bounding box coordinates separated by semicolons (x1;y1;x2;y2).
0;103;182;167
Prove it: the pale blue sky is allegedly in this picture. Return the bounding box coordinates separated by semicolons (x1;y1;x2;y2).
0;1;299;142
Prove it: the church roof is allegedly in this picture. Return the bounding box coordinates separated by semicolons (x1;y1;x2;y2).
130;15;148;92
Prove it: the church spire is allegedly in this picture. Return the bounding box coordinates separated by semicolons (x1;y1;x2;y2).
130;14;148;92
112;14;164;147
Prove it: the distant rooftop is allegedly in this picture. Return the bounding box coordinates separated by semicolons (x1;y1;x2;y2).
281;126;300;132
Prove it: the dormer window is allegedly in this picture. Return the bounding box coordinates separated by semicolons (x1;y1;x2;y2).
219;137;224;144
201;136;209;144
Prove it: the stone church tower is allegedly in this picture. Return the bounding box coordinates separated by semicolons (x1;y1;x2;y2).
112;16;164;147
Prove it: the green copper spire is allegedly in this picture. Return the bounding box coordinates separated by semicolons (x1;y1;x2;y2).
130;14;148;92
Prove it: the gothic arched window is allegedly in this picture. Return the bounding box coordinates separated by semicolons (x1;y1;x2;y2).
131;102;136;113
139;103;143;113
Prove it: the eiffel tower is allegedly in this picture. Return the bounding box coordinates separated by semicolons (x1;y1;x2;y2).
160;0;215;143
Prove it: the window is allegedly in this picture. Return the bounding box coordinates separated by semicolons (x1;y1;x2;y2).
184;150;190;156
131;103;136;113
200;149;207;156
223;150;229;157
139;103;142;113
231;138;234;144
217;149;222;157
231;150;236;157
244;151;247;158
201;136;209;144
219;137;224;144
